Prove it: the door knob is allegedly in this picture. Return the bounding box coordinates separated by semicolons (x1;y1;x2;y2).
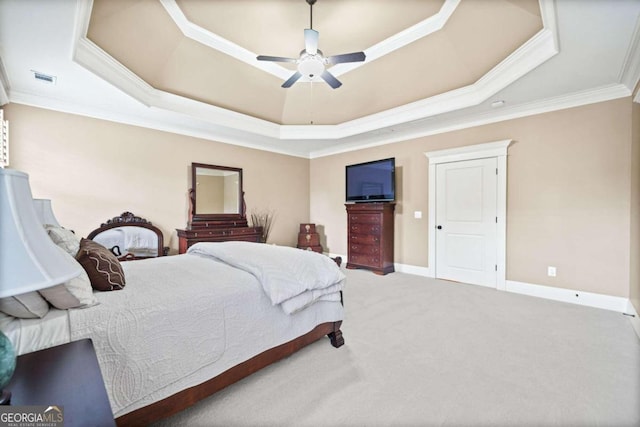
436;225;442;230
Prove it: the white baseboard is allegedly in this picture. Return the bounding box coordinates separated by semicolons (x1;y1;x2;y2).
393;263;433;277
506;280;629;312
331;257;635;321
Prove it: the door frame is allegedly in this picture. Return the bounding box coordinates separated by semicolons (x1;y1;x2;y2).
424;139;512;291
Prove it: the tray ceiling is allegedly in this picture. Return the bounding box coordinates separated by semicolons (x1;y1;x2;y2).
86;0;542;125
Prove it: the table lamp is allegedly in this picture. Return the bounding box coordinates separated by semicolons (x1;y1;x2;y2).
33;199;62;227
0;169;82;404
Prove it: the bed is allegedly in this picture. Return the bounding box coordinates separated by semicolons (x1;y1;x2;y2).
0;222;345;426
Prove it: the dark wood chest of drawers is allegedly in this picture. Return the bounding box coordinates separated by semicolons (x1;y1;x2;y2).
297;223;323;253
176;225;262;254
345;203;395;275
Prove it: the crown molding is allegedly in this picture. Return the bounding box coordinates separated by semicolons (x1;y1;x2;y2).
158;0;290;81
8;89;309;158
73;37;281;138
8;83;629;161
35;0;626;160
282;27;558;140
330;0;460;77
160;0;461;81
619;8;640;98
72;0;558;142
308;83;630;158
0;56;9;106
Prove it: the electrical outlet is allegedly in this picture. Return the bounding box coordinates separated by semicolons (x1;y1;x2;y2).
547;266;557;277
414;211;422;219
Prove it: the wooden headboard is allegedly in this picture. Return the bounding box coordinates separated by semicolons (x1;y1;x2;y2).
87;212;169;260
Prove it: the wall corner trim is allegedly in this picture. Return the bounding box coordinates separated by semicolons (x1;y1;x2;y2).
626;300;640;340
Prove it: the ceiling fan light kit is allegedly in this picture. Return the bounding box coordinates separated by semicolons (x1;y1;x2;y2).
257;0;366;89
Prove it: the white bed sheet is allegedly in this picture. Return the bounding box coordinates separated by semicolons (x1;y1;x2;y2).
0;309;70;355
69;253;344;418
0;252;344;419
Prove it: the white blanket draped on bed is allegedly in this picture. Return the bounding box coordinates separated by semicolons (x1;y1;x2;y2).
188;241;345;314
68;254;344;417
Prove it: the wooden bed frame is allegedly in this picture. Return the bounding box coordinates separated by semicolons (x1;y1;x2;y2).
86;213;345;425
115;321;344;426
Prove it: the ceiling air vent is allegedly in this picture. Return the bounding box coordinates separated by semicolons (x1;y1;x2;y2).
31;70;56;85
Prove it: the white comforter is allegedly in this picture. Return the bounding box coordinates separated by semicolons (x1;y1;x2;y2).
188;241;346;314
68;253;344;417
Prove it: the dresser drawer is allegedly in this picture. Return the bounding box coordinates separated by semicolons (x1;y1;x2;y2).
177;226;263;254
297;233;320;246
349;214;380;224
348;253;381;266
349;223;381;235
191;228;259;238
349;234;380;245
349;243;380;255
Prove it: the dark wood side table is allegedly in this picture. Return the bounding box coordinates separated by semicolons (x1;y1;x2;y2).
297;223;323;252
6;339;115;427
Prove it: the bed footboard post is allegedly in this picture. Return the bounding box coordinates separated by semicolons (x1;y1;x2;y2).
328;321;344;348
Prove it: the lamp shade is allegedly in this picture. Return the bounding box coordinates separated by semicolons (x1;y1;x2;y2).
33;199;61;227
0;169;82;298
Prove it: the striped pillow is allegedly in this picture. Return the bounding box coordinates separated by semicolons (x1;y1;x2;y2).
75;238;126;291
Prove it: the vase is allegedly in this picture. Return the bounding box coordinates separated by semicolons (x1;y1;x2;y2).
0;331;16;391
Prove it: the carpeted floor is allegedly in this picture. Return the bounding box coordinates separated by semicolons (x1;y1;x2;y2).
153;269;640;427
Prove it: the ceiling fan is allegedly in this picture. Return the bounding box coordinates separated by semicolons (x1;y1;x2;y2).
257;0;366;89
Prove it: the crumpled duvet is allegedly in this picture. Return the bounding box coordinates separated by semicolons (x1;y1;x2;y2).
188;241;345;314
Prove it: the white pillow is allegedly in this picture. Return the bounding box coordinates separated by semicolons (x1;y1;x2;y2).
0;291;50;318
45;224;80;257
38;247;99;309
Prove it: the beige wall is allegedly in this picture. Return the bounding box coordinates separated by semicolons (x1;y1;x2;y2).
4;98;636;299
4;103;310;252
311;98;633;298
631;101;640;312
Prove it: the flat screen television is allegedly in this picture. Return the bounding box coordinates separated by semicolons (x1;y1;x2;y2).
345;157;395;203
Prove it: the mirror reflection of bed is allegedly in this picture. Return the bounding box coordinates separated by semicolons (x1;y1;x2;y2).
87;212;169;261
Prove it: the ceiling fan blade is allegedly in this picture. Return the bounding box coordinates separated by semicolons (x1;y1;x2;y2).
304;29;319;55
257;55;297;63
320;70;342;89
327;51;366;65
282;71;303;88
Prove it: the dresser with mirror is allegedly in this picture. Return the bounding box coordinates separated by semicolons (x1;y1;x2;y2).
176;163;263;253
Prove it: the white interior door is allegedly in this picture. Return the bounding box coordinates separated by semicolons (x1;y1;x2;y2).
435;157;498;288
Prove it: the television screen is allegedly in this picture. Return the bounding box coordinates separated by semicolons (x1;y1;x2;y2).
345;158;395;202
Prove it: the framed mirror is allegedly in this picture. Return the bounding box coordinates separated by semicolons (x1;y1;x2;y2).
190;163;245;223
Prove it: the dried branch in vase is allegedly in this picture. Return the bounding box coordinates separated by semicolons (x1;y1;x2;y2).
250;209;275;243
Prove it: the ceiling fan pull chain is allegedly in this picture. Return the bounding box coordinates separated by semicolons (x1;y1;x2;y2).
309;81;314;125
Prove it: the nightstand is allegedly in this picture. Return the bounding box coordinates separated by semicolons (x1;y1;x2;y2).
6;339;115;427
